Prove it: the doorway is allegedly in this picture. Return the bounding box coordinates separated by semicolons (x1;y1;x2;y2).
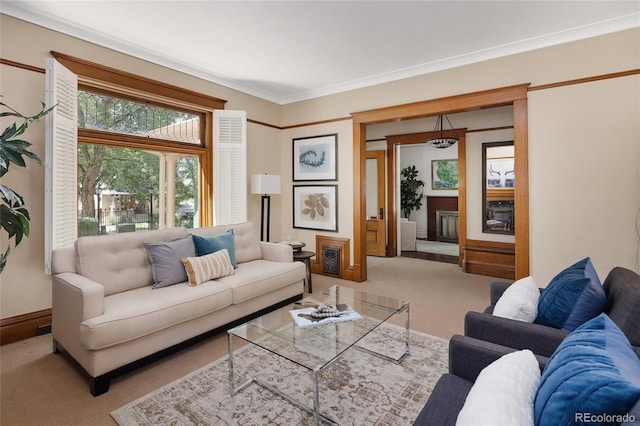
366;150;386;256
351;84;530;282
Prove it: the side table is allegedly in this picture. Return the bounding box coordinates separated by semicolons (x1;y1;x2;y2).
293;250;315;293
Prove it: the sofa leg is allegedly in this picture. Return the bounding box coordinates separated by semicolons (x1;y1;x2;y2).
90;375;110;397
52;339;61;354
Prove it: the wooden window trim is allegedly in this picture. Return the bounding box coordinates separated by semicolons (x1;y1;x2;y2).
52;51;226;227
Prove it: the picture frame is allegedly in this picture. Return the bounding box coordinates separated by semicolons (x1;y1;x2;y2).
292;134;337;181
486;157;515;188
293;185;338;232
431;159;459;190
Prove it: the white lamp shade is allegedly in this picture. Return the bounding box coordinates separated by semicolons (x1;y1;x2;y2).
251;174;281;195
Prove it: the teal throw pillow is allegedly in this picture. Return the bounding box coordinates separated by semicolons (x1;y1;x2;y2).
192;230;237;268
534;313;640;426
535;257;606;331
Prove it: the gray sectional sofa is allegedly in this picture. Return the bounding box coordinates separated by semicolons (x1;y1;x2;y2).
416;266;640;425
51;221;306;396
465;266;640;357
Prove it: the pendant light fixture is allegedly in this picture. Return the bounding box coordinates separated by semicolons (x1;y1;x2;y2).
426;115;458;149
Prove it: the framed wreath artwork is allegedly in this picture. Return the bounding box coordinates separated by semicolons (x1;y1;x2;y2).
292;134;337;181
293;185;338;232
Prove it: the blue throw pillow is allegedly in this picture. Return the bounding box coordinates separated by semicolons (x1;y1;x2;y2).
534;314;640;426
535;257;606;331
192;230;237;268
144;235;195;289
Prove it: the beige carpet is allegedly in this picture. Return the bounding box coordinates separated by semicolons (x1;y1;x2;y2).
111;324;448;425
1;257;499;425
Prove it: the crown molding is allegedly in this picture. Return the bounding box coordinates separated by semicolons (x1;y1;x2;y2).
3;4;638;105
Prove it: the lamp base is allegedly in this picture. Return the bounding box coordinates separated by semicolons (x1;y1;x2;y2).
259;194;271;242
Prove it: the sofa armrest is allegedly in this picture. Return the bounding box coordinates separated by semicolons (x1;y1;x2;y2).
464;311;568;357
52;273;105;321
449;335;549;383
489;281;512;306
259;242;294;262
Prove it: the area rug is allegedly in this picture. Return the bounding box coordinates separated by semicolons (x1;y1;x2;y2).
111;324;448;425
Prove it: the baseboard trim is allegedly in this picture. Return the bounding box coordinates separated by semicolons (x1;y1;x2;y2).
0;308;52;345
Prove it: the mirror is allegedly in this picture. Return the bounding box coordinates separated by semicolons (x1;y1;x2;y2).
482;141;515;235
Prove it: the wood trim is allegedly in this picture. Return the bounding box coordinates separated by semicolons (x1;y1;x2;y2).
353;122;367;282
50;51;227;110
513;98;530;278
0;58;45;74
528;69;640;92
353;84;530;283
352;84;530;125
463;239;515;280
310;235;353;281
1;309;52;345
281;116;351;129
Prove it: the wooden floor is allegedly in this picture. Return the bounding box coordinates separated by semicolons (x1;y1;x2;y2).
401;250;459;265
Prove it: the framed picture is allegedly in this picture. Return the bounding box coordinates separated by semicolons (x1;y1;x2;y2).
431;159;459;190
292;134;337;181
293;185;338;232
486;157;515;188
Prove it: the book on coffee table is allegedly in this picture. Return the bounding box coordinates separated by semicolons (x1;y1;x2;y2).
289;304;362;328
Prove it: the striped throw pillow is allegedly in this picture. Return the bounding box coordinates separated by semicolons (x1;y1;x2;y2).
181;248;234;286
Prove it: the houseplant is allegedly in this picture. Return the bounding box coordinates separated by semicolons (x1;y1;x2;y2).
400;165;424;219
0;99;55;273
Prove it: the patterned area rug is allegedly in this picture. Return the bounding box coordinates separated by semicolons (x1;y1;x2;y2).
111;323;448;425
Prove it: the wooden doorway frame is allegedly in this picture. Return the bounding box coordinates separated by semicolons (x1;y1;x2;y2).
386;129;466;263
351;84;530;282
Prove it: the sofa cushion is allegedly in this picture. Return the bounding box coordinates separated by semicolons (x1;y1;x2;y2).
145;235;196;289
75;227;188;296
217;259;306;304
181;249;234;286
493;276;539;323
603;267;640;347
535;257;606;331
192;230;237;268
534;313;640;426
414;374;472;426
191;222;262;264
79;281;233;350
456;349;540;426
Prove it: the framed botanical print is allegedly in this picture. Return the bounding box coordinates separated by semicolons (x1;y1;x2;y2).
293;185;338;232
292;134;337;181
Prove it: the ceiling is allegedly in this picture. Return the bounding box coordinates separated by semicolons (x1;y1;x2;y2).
3;1;639;105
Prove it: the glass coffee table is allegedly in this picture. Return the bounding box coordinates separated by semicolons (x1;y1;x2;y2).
227;285;409;425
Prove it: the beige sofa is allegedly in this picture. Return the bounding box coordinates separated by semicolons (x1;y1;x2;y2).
51;222;306;396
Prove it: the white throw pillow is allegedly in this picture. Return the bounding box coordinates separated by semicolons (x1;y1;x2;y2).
493;276;540;322
456;349;541;426
181;248;234;286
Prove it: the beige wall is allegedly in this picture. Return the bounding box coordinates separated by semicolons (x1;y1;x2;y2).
0;15;283;318
1;14;639;319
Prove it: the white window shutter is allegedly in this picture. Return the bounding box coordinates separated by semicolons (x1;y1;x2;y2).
213;110;247;225
44;58;78;274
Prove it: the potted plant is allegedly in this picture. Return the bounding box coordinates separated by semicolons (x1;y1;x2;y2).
400;165;424;219
0;99;55;273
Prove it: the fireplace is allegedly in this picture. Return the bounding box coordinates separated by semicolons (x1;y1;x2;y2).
436;210;459;243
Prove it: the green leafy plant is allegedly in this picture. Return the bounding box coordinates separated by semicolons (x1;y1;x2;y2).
0;99;55;273
400;165;424;218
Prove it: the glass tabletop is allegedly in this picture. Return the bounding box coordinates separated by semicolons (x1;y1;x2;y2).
228;285;409;372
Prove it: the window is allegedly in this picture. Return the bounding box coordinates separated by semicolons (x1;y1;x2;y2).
76;89;204;236
45;53;245;273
